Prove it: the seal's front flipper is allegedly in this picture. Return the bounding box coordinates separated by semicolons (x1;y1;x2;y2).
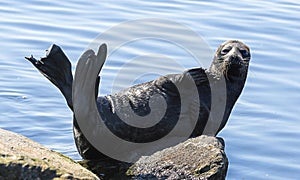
72;44;108;160
72;44;107;116
95;76;100;100
25;44;73;110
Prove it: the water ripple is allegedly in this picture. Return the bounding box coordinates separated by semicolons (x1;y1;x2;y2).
1;0;300;179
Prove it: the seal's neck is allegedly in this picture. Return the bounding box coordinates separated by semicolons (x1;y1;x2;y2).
205;70;248;136
224;75;248;110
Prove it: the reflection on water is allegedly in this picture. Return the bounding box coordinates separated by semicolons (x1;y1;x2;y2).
1;0;300;179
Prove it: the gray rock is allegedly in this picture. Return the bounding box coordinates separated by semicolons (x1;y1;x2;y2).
127;135;228;180
0;128;99;180
80;135;228;179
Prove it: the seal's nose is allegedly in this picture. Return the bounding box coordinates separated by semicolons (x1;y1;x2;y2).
228;47;242;65
230;47;242;57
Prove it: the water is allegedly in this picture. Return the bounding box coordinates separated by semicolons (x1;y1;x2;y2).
1;0;300;179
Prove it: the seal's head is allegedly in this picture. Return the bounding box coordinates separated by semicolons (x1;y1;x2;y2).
209;40;251;80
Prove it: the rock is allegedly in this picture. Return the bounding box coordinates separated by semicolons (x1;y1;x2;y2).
0;128;99;180
0;128;227;179
127;135;228;180
81;135;228;179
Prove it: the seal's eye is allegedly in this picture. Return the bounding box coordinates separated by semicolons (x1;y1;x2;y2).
240;50;249;58
221;48;231;55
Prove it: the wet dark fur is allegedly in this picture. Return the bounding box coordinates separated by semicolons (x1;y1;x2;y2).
26;40;250;161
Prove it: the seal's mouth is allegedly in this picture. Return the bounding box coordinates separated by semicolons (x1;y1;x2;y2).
222;56;247;79
226;63;242;76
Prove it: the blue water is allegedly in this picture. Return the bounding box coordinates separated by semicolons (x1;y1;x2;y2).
1;0;300;179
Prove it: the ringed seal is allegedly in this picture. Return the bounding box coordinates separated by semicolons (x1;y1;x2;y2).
26;40;251;161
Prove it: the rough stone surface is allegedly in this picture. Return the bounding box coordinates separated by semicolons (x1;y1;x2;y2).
80;135;228;179
127;135;228;180
0;128;227;179
0;128;99;180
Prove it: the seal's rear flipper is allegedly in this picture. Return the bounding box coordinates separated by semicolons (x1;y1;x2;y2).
25;44;73;110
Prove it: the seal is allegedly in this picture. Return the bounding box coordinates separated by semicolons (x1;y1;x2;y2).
26;40;250;161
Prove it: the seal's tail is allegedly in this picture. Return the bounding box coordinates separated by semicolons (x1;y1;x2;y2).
25;44;73;110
